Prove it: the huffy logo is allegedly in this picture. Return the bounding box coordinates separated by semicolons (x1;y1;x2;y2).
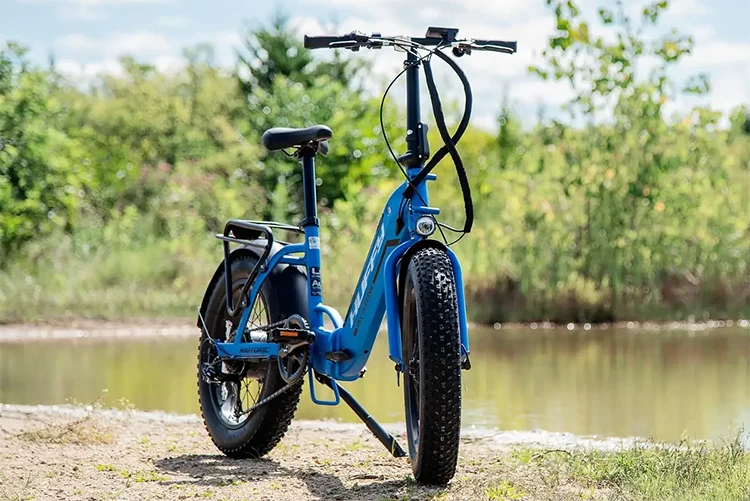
349;222;386;327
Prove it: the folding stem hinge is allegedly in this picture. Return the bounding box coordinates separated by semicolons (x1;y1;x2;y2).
397;122;430;167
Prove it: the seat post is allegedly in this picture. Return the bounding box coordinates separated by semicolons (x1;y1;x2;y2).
300;152;318;227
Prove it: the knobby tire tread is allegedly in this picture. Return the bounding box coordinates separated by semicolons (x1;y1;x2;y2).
407;247;462;485
197;253;303;458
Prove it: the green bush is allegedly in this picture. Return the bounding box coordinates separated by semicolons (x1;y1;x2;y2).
0;2;748;323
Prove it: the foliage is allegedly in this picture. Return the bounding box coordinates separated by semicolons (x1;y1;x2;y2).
0;43;85;257
0;3;748;323
237;13;381;218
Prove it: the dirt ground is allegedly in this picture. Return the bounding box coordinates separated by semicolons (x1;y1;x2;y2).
0;404;625;501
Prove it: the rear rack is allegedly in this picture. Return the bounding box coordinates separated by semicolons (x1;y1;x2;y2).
217;220;303;317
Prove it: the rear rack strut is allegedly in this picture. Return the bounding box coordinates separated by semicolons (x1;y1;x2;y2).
217;220;305;317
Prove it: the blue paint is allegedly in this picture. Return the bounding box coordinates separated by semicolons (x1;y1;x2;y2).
224;168;469;402
307;369;340;405
215;341;279;358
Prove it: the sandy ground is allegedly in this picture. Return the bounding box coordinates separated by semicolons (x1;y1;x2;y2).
0;404;636;501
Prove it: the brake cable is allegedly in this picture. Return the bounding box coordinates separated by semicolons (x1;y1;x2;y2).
374;37;475;241
397;46;474;236
421;54;474;234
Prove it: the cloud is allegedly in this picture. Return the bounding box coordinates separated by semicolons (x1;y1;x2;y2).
56;57;124;79
663;0;709;19
157;15;190;29
43;0;748;129
709;66;750;112
682;41;750;69
153;55;186;73
20;0;177;23
189;31;241;66
57;31;173;56
54;28;241;84
57;34;94;52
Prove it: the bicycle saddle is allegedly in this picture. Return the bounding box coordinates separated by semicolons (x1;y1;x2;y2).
262;125;332;151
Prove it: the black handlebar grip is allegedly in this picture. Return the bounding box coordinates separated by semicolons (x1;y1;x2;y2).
304;35;340;49
474;39;517;52
304;33;362;49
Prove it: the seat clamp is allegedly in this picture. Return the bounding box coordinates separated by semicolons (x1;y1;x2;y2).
299;217;320;228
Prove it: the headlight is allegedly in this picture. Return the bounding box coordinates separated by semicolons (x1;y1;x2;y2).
415;215;436;236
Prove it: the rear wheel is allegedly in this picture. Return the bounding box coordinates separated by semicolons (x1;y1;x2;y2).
198;254;303;458
401;247;462;485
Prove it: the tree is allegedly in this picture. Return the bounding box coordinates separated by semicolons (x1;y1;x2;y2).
523;0;747;315
0;43;84;258
236;16;390;220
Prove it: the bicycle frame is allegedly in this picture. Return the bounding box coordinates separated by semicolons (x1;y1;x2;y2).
213;50;470;405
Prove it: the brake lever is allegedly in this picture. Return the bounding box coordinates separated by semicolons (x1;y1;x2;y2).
330;40;361;50
472;45;515;55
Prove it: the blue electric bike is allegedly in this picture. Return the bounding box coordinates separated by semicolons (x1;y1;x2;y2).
197;27;516;485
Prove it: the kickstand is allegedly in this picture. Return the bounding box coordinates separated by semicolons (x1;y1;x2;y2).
315;372;407;458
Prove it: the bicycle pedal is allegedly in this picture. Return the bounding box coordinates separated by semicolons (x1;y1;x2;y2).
271;328;314;343
325;350;351;362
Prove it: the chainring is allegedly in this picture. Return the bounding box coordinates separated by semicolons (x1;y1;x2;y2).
277;315;309;383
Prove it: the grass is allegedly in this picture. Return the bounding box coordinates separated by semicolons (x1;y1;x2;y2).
15;416;112;446
486;430;750;501
1;227;747;325
0;238;215;323
118;470;168;483
486;480;527;500
14;393;114;446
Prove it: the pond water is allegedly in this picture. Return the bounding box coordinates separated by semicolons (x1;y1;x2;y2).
1;325;748;442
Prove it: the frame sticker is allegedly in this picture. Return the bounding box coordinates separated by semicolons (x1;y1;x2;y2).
310;267;322;296
308;236;320;249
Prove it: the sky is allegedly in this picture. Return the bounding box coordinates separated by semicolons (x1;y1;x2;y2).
1;0;749;129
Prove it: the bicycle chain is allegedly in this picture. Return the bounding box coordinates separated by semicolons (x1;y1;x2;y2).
198;310;309;418
236;317;309;416
236;369;306;417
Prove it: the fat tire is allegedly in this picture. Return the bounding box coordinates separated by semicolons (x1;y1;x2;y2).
401;247;462;485
197;253;303;458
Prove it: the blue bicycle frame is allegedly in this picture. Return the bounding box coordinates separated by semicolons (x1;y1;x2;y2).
213;169;469;400
212;50;470;406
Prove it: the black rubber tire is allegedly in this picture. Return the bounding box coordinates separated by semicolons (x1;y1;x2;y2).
198;253;303;458
401;247;462;486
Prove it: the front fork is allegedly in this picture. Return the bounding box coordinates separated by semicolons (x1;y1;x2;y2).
383;242;471;372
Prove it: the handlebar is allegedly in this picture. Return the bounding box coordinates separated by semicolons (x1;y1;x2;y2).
302;27;517;238
303;30;517;55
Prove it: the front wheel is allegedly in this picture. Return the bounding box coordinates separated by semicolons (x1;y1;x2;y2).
401;247;462;485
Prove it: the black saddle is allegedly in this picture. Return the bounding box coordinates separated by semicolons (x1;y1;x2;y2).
262;125;332;152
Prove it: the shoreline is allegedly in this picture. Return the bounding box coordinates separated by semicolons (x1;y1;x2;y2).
0;403;650;501
0;318;746;342
0;402;642;451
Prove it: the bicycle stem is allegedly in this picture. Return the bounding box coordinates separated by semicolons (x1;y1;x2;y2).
404;51;423;168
